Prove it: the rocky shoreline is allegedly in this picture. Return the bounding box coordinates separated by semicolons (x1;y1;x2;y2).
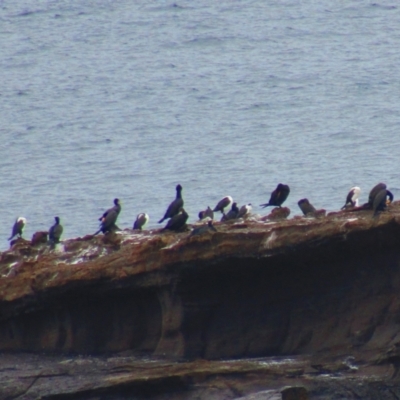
1;204;400;398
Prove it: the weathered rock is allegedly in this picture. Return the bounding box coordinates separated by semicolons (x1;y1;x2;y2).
261;206;291;221
31;230;48;246
1;204;400;398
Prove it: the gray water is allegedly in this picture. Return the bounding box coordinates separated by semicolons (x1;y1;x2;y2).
1;0;400;249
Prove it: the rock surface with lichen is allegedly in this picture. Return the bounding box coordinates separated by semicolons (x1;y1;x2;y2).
1;203;400;398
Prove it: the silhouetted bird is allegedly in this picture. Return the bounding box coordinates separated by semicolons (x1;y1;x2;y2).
198;206;214;221
237;203;252;218
213;196;233;214
260;184;290;208
158;184;184;223
133;213;149;230
298;198;316;216
95;199;121;235
222;202;239;221
368;183;391;208
49;216;63;245
162;208;188;231
373;188;394;217
99;198;121;221
8;217;27;241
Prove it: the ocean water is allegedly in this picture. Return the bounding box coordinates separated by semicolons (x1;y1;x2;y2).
1;0;400;249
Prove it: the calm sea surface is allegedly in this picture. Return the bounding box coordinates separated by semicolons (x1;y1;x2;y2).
1;0;400;249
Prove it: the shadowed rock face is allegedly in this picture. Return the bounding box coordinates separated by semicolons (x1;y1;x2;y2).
2;204;400;398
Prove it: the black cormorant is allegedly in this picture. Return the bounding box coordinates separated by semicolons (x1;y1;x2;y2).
260;184;290;208
49;216;63;247
158;184;184;223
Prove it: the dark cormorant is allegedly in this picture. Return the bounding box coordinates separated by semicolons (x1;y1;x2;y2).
368;183;389;208
133;213;149;230
298;198;316;216
213;196;233;214
162;208;188;231
260;184;290;208
95;199;121;235
49;216;63;244
341;186;361;209
8;217;27;241
372;188;394;217
222;202;239;221
99;198;121;221
158;184;184;223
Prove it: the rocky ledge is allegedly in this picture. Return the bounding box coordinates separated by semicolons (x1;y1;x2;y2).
1;204;400;399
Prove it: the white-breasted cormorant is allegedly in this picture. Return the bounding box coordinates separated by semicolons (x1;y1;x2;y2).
341;186;361;209
133;213;149;230
213;196;233;214
237;203;252;218
8;217;27;241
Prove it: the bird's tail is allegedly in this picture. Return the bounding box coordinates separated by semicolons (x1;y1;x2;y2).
259;203;270;208
158;218;165;224
7;236;13;241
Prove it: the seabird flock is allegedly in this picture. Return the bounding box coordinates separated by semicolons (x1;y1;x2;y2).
7;182;394;246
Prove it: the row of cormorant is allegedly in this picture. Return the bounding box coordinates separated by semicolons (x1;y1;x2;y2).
7;182;394;244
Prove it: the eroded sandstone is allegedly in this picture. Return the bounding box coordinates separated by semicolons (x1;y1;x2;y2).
1;203;400;398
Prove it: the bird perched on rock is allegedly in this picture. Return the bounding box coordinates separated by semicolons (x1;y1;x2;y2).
133;213;149;230
190;220;217;236
367;183;393;209
213;196;233;214
298;198;317;216
222;202;239;221
198;206;214;221
372;187;394;217
162;208;188;231
49;216;63;245
341;186;361;209
99;198;121;221
237;203;252;219
95;199;121;235
8;217;27;241
158;184;184;223
260;183;290;208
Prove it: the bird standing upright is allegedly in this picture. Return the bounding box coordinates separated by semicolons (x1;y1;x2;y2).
158;184;184;223
133;213;149;230
162;208;188;231
8;217;27;241
260;184;290;208
49;216;63;247
95;199;121;235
